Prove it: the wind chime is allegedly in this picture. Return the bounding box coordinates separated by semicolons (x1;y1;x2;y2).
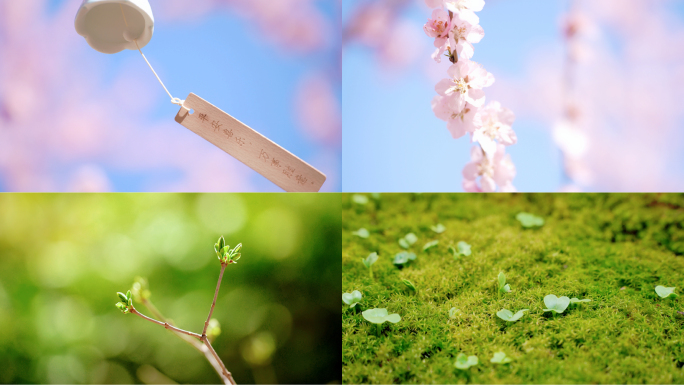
74;0;326;192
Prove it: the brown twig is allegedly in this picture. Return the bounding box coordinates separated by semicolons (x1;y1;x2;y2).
130;308;202;339
203;263;227;336
140;299;233;385
202;335;236;385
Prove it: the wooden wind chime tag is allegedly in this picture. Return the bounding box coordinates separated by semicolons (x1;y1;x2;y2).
175;93;326;192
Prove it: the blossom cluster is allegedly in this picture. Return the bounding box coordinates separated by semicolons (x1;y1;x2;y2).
424;0;517;192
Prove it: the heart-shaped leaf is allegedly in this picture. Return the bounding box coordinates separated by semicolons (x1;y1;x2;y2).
423;240;439;252
569;297;591;304
454;353;478;369
490;351;512;364
431;224;446;233
352;194;369;205
404;233;418;245
393;252;417;266
496;308;529;322
342;290;363;307
451;241;471;257
362;308;401;324
362;252;378;268
516;212;545;228
352;228;369;238
543;294;570;313
398;238;410;249
655;285;677;298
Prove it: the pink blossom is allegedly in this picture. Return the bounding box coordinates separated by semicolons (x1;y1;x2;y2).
462;144;516;192
447;13;484;60
435;59;494;110
471;101;517;156
424;9;452;62
431;95;478;139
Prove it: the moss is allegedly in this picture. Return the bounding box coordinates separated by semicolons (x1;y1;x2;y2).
342;193;684;384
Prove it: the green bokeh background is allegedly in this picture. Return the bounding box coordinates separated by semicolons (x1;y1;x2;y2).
0;193;341;384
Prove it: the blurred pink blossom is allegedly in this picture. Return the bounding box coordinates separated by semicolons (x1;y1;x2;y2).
462;144;516;192
471;101;516;156
295;74;341;146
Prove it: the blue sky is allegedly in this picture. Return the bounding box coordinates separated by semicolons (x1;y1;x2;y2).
44;0;340;192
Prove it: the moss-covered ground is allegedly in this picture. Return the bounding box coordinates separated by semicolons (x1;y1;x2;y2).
342;194;684;384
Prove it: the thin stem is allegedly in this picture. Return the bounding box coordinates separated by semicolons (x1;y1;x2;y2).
203;263;227;336
202;335;236;385
131;307;202;340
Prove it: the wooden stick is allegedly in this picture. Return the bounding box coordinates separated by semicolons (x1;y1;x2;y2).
175;93;326;192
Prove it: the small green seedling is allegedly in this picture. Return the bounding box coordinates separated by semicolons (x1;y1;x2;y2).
393;251;416;266
361;252;378;278
342;290;363;308
496;308;528;322
423;240;439;252
352;228;370;238
490;352;512;364
498;271;511;295
214;236;242;264
362;308;401;335
352;194;369;205
454;353;478;370
402;279;417;293
398;233;418;249
543;294;570;314
569;297;591;304
449;241;471;258
449;307;460;319
431;224;446;233
516;212;544;228
655;285;678;299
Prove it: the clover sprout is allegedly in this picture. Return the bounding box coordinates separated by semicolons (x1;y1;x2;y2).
449;241;471;258
454;353;478;370
393;251;416;266
402;279;417;293
490;352;512;364
423;240;439;252
361;252;378;278
655;285;678;299
516;212;544;228
543;294;570;314
398;233;418;249
569;297;591;304
352;194;369;205
362;308;401;335
496;308;528;322
352;228;370;238
449;307;460;319
498;271;511;294
342;290;362;308
431;224;446;233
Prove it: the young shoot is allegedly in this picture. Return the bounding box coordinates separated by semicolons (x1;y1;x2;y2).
342;290;363;308
496;308;528;322
393;251;417;266
398;232;418;249
454;353;478;370
352;228;370;238
490;352;512;364
361;252;378;279
362;308;401;336
516;212;545;228
497;271;511;298
543;294;570;314
449;307;460;319
423;240;439;252
431;223;446;233
449;241;471;258
655;285;678;299
402;279;417;293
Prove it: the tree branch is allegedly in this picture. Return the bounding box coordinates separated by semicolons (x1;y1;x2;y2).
203;263;227;336
202;335;236;385
130;308;202;339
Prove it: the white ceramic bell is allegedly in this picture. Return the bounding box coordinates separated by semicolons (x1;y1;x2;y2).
75;0;154;54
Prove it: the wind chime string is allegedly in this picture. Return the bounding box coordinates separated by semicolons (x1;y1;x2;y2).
120;4;185;107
